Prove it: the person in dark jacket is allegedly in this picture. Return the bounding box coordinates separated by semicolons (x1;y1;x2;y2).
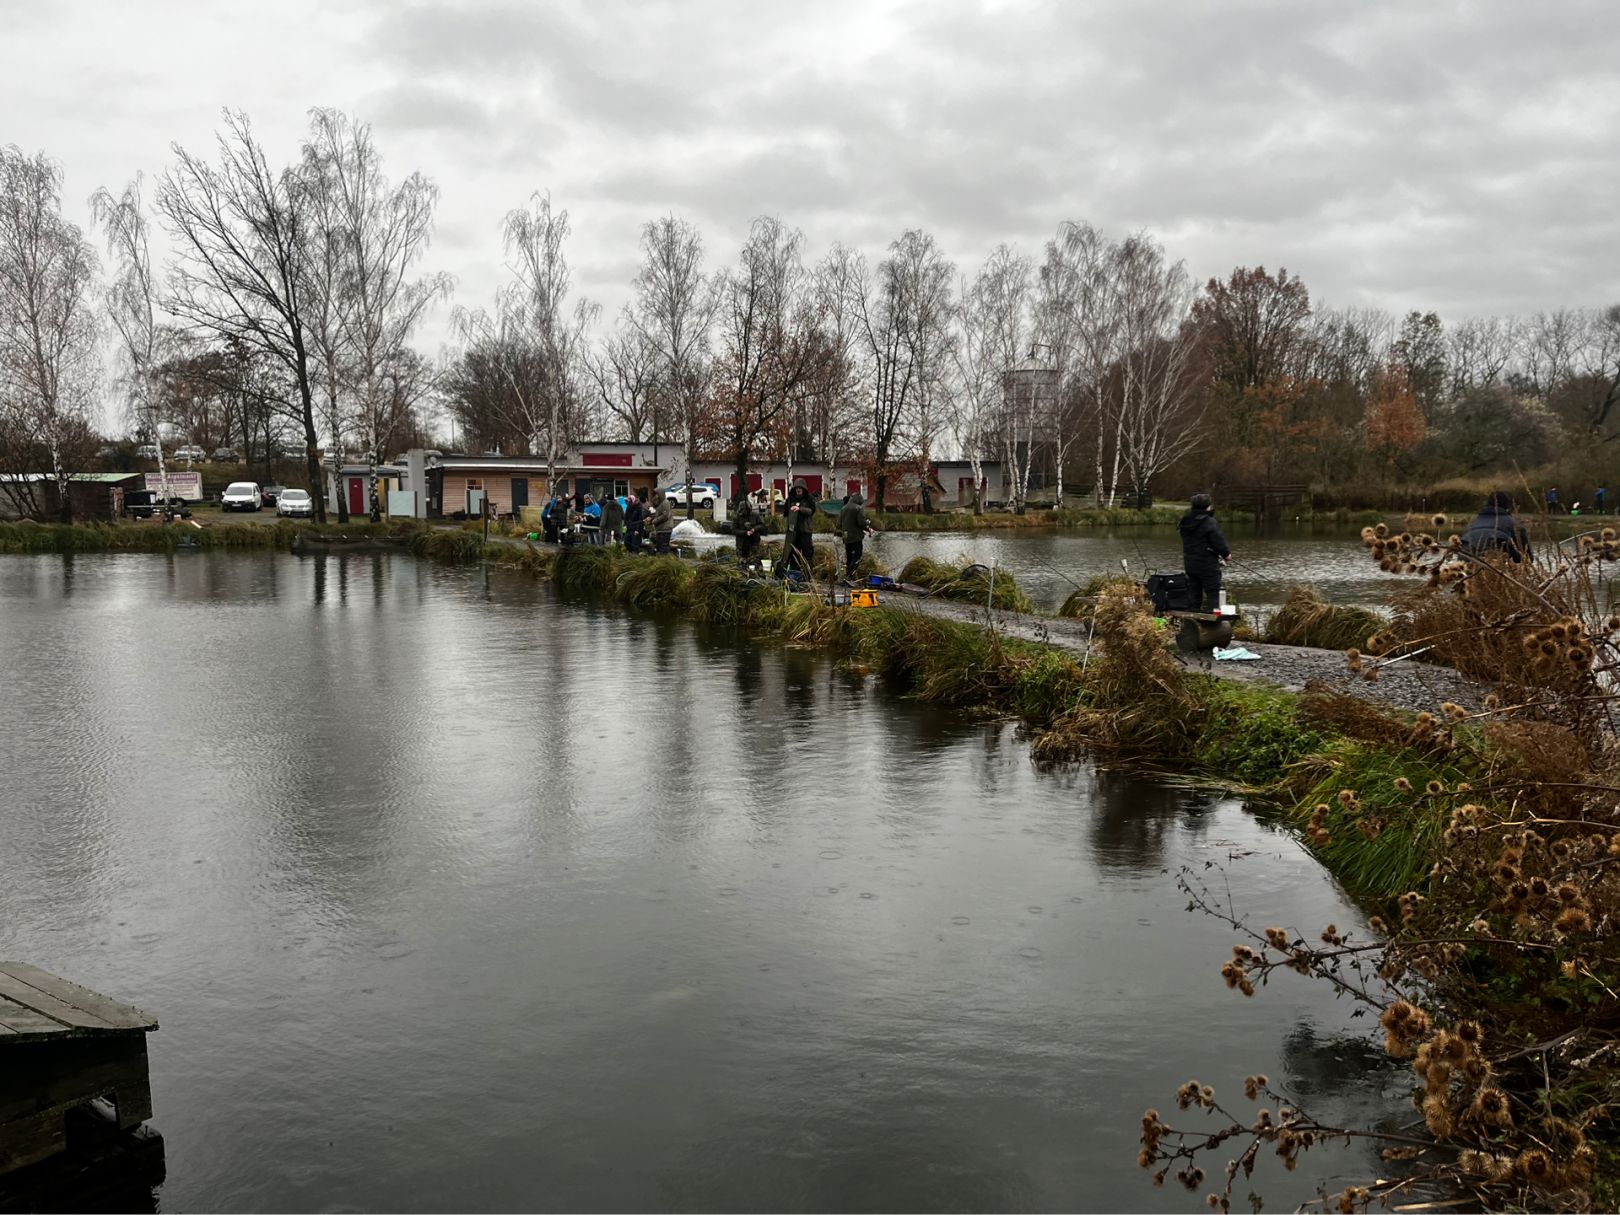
733;493;761;565
837;492;871;578
541;492;561;543
652;493;676;554
624;494;646;553
603;494;625;547
781;482;818;577
1460;491;1531;562
1179;492;1231;612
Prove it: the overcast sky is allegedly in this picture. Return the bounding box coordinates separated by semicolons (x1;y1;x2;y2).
6;0;1619;356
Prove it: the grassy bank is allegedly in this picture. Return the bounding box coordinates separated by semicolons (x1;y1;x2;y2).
0;518;446;553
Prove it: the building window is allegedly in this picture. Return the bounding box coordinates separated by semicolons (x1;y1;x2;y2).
466;478;484;490
614;479;628;498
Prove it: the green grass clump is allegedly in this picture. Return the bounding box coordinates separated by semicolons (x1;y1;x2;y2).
688;561;756;624
897;555;1032;612
611;555;694;607
1290;742;1473;896
1191;680;1328;788
407;528;486;563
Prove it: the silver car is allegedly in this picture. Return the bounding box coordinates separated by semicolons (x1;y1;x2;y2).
276;488;314;518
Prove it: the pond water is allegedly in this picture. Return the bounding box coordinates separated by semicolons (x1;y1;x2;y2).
863;524;1393;616
0;552;1399;1212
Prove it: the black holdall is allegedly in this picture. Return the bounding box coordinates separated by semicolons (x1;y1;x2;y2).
1144;572;1197;613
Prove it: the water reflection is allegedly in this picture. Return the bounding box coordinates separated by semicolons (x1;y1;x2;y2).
872;524;1393;615
1089;770;1215;873
0;552;1392;1213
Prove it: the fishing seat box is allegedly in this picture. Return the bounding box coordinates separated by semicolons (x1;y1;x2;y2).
1145;572;1198;613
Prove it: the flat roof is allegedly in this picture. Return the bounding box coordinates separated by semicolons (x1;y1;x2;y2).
432;457;669;472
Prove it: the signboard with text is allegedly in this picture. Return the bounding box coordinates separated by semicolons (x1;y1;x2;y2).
144;471;203;500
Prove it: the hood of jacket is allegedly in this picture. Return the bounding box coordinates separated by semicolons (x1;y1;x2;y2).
1178;509;1210;538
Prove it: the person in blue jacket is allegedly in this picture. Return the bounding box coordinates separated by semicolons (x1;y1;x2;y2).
1460;491;1531;562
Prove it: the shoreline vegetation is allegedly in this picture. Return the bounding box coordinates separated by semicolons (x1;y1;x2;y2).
6;517;1618;1209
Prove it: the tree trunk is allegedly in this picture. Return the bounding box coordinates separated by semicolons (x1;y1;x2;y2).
149;386;173;522
50;435;71;523
367;375;381;523
330;377;348;524
297;348;326;525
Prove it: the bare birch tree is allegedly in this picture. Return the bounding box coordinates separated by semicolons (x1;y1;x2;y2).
1110;234;1203;505
90;175;176;514
0;146;98;522
953;244;1030;513
858;229;953;511
630;215;714;516
499;192;597;491
807;243;868;501
157;111;325;519
300;110;451;520
1039;221;1121;505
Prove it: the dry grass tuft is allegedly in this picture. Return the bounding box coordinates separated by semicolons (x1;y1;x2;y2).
1263;587;1385;651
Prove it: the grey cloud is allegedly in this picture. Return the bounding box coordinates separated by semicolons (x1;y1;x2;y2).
6;0;1619;334
366;81;495;136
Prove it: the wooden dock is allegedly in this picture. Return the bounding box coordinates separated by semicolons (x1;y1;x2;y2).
0;963;158;1178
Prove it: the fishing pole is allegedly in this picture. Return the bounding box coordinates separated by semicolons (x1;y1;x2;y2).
1223;555;1281;585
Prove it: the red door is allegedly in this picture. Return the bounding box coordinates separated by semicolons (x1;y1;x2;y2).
846;479;862;497
347;477;365;515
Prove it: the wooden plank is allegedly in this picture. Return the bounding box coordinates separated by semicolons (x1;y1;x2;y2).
0;964;155;1032
0;999;73;1041
0;972;117;1033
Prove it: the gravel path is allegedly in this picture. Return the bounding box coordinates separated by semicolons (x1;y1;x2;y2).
879;591;1485;716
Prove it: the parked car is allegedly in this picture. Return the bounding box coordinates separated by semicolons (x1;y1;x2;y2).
277;442;307;459
174;445;206;463
221;481;263;512
260;484;285;508
275;488;314;518
661;482;720;508
134;444;160;460
211;446;240;462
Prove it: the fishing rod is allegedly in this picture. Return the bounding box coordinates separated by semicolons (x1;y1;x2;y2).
1222;555;1281;585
